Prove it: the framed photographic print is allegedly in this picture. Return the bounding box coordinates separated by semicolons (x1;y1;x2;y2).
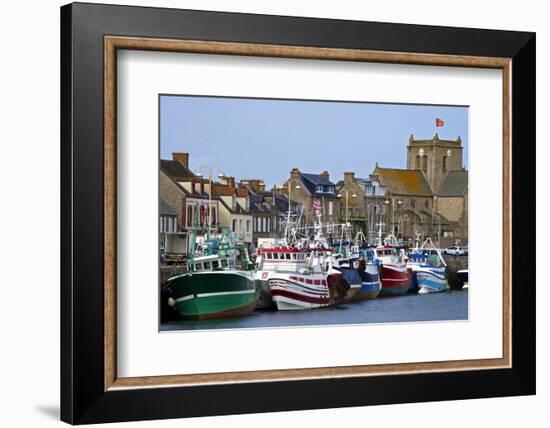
61;2;536;424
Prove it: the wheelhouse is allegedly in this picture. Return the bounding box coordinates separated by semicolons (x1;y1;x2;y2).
190;255;236;272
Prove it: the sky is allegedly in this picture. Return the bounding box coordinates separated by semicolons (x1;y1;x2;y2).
160;95;469;188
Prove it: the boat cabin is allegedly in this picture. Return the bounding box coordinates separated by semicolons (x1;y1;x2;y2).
189;254;236;272
407;249;444;267
373;246;405;264
257;247;330;274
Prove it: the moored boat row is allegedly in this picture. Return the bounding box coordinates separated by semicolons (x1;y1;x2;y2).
165;204;464;320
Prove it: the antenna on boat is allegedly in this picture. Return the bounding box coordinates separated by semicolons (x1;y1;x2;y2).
375;221;385;247
422;237;447;267
187;202;201;269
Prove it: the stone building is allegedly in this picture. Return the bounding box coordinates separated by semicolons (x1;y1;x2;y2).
160;156;222;259
159;197;185;263
364;133;468;246
238;178;302;245
368;166;441;243
211;183;253;244
160;153;254;262
335;172;371;233
407;133;468;246
406;133;463;192
281;168;339;229
434;170;468;245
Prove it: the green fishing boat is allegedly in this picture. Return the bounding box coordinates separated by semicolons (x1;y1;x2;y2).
167;204;260;320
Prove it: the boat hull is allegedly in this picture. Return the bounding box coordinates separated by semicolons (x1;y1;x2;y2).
416;267;448;294
353;266;381;300
168;271;260;320
254;279;274;309
457;269;469;288
379;264;410;296
269;274;332;310
336;267;362;301
407;267;419;293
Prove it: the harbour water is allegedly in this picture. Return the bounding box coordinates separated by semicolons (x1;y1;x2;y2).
160;288;468;332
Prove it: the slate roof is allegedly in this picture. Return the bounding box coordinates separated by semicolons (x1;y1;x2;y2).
160;159;196;180
249;192;264;205
373;167;433;196
300;173;337;197
269;193;299;212
159;198;178;216
248;192;299;213
437;170;468;196
301;173;334;186
246;193;267;213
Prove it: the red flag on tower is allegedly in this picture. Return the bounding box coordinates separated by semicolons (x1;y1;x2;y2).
435;118;445;127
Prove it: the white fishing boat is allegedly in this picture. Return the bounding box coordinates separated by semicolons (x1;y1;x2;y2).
256;246;347;310
255;210;349;310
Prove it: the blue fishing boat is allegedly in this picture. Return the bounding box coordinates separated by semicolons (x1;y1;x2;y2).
351;246;381;300
331;230;380;300
330;252;362;301
406;238;448;294
415;266;447;294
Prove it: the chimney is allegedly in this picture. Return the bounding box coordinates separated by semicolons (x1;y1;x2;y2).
225;176;235;187
344;171;355;183
242;179;265;193
320;170;330;180
290;168;301;179
172;152;189;168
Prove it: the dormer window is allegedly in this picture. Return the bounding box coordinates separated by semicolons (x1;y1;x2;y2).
316;185;335;193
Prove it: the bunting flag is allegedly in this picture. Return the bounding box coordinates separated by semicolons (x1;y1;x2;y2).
200;203;208;225
312;198;322;213
435;118;445;127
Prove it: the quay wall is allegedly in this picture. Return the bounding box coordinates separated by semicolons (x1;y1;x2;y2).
160;265;187;286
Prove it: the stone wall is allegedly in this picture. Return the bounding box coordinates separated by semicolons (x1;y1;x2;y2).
160;172;185;227
437;196;464;223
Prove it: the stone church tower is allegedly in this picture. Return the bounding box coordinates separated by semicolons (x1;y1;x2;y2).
406;133;464;192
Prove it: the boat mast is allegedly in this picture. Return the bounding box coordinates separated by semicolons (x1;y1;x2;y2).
421;237;447;267
187;202;200;269
207;169;212;242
